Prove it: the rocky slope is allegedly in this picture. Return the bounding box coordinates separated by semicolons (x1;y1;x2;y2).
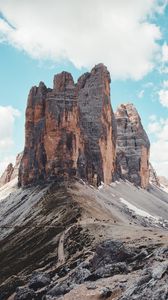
19;64;116;187
0;180;168;300
0;164;14;188
0;153;22;188
159;176;168;188
115;104;150;188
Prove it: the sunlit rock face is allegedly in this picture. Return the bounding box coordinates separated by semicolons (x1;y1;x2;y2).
0;164;14;187
19;64;116;187
149;163;160;187
115;103;150;188
0;153;22;187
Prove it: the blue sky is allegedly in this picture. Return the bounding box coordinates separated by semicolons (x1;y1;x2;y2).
0;0;168;177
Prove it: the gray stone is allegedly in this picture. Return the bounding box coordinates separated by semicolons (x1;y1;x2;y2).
152;262;168;279
14;287;36;300
28;272;50;290
93;262;128;278
115;103;150;188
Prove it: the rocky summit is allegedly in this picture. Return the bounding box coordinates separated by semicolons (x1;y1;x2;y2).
19;64;116;187
18;64;150;189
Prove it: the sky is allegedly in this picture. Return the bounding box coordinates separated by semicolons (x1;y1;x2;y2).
0;0;168;177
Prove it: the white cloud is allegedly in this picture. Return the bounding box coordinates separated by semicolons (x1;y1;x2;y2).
153;161;168;177
163;80;168;88
0;0;164;80
161;42;168;62
149;114;157;121
0;106;20;174
158;89;168;107
148;120;161;134
160;41;168;73
148;116;168;177
143;82;154;88
138;90;145;98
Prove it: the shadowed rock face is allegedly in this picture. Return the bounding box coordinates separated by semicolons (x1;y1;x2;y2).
115;103;150;188
19;64;116;187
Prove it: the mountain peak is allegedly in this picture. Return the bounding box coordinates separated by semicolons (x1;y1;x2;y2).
19;64;116;187
18;64;150;189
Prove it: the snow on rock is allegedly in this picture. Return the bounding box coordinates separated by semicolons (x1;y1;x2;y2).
160;184;168;194
119;197;156;219
98;182;105;190
119;196;168;228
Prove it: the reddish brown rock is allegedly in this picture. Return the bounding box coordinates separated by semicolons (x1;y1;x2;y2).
0;153;22;187
0;163;14;187
149;163;160;187
19;64;116;187
10;153;23;181
115;103;150;189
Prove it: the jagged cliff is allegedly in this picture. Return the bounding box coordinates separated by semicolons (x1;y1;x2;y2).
19;64;116;187
18;64;151;189
115;103;150;188
149;163;160;186
0;153;22;187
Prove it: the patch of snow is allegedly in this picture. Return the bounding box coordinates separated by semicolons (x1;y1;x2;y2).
110;182;117;187
79;179;86;185
0;178;18;201
89;185;95;189
98;182;104;190
119;197;157;219
160;184;168;194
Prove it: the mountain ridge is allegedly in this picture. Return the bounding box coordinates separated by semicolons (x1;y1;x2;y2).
0;64;167;300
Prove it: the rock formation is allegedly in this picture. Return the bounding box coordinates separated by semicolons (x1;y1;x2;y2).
0;163;14;187
149;163;160;186
158;175;168;188
0;153;22;187
115;103;150;188
19;64;116;187
18;64;151;189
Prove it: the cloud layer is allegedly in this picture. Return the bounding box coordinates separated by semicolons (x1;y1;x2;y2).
0;106;20;175
148;116;168;177
0;0;165;79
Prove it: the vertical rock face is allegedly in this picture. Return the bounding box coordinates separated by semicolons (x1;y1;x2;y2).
115;104;150;188
77;64;116;185
149;163;160;187
11;153;23;181
0;153;22;187
19;64;116;187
